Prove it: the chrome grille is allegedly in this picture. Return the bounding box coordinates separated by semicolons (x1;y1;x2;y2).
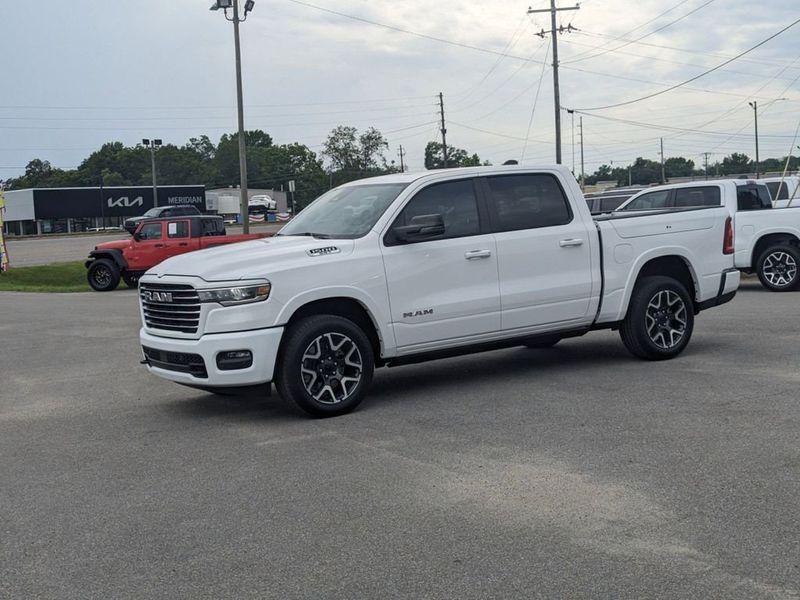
140;283;200;334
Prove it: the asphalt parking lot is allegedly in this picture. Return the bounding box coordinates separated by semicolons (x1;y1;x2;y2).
1;282;799;599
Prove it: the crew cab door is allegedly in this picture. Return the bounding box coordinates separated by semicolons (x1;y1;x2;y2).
381;178;501;350
162;219;197;259
482;173;593;331
130;222;165;270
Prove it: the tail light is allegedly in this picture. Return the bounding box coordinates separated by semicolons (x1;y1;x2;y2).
723;216;734;255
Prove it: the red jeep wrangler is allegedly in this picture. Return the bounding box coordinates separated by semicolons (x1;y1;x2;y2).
85;215;269;291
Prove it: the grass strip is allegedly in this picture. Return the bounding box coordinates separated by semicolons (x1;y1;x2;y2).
0;261;90;293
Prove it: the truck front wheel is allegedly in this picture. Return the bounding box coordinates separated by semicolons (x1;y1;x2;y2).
87;259;121;292
756;244;800;291
276;315;375;417
620;276;694;361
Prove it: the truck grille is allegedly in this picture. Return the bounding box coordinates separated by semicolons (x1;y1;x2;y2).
140;283;201;334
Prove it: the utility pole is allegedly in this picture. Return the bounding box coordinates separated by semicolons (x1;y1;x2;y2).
702;152;712;180
398;145;406;172
659;137;666;184
211;0;256;233
579;115;585;190
142;139;162;207
232;0;249;232
628;166;632;187
749;101;760;178
528;2;579;165
438;92;449;168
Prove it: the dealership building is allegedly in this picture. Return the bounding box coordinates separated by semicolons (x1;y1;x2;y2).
2;185;207;235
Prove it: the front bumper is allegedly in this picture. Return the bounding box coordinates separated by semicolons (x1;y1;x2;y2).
140;326;284;388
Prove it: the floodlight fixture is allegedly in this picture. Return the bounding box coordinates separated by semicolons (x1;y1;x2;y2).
244;0;255;14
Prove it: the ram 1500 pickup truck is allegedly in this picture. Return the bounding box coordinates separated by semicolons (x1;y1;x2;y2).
616;178;800;291
138;165;739;417
86;215;269;291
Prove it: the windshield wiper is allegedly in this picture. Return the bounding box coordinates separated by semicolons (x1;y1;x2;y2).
276;232;334;239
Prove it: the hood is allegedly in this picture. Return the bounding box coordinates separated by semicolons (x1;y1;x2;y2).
147;236;356;282
95;239;132;251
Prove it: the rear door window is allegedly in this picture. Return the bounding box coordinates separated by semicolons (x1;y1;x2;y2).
623;189;671;211
167;220;190;238
674;186;721;208
766;182;789;201
485;174;572;231
737;185;772;210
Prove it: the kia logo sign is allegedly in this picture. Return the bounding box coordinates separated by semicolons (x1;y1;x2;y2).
108;196;144;208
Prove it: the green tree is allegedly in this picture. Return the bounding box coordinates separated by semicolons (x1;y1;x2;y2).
719;152;751;176
664;157;695;178
424;141;489;169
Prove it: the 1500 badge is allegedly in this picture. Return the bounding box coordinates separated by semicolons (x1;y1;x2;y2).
403;309;434;318
307;246;340;256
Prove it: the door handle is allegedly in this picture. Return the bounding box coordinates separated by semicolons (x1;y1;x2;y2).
179;242;189;246
154;244;165;248
465;249;492;260
559;238;584;248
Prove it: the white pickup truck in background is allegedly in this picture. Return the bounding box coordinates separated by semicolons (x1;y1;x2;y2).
139;166;738;416
617;178;800;291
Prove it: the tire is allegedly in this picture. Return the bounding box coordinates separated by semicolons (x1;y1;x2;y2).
523;336;561;349
122;272;141;288
620;275;694;361
756;244;800;292
275;315;375;417
87;259;121;292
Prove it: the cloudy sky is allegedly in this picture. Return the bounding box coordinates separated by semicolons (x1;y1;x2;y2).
2;0;799;181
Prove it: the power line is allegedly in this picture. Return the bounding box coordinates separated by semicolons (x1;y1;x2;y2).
563;0;717;65
574;17;800;111
283;0;548;65
563;0;694;63
522;44;551;161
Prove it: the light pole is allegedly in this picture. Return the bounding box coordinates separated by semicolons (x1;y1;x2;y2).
142;139;162;207
211;0;255;233
748;101;760;179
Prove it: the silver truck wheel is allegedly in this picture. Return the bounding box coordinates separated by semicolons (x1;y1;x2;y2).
645;290;688;350
276;315;375;417
758;248;799;291
620;275;694;361
300;332;363;405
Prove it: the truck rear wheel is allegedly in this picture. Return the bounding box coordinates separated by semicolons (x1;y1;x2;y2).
275;315;375;417
756;244;800;291
620;276;694;361
87;259;121;292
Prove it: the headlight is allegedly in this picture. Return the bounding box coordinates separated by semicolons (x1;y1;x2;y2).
198;282;271;306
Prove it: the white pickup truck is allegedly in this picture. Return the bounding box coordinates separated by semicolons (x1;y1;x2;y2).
139;165;739;416
616;178;800;291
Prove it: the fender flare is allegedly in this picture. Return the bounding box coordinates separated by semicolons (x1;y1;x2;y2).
86;249;128;271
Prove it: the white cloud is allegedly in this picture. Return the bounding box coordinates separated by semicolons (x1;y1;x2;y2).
1;0;798;178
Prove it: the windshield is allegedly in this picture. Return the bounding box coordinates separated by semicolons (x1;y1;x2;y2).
278;183;408;238
142;208;162;218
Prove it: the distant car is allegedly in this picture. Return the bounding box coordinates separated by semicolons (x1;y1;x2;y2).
86;215;270;291
584;188;643;215
123;205;201;234
760;176;800;208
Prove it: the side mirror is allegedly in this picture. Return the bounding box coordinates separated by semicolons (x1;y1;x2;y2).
392;213;445;243
133;231;142;241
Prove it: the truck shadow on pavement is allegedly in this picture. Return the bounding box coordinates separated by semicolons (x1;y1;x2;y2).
164;334;725;420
